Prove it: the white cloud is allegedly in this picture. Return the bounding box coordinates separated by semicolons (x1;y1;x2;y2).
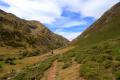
60;20;87;28
1;0;62;24
55;29;82;41
58;0;119;18
80;0;119;18
0;0;119;24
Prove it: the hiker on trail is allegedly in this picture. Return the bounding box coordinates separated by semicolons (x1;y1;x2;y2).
51;50;54;54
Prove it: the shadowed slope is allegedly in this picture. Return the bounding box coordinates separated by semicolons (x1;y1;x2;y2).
0;9;69;57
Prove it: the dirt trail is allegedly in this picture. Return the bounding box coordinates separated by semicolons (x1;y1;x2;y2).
47;60;58;80
44;59;85;80
52;46;74;55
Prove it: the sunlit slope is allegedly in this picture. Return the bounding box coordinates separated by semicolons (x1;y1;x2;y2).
72;2;120;48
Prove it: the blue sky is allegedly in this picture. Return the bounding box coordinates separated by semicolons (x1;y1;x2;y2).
0;0;119;41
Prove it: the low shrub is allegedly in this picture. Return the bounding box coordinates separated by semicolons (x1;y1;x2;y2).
115;70;120;80
80;62;101;80
0;61;3;68
101;74;113;80
75;53;87;64
102;60;112;68
62;61;72;69
115;55;120;61
4;57;16;65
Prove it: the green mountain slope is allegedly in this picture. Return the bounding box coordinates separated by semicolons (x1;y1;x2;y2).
72;2;120;48
0;9;69;57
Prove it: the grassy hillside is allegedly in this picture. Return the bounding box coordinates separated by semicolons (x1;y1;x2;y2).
72;2;120;48
0;9;69;58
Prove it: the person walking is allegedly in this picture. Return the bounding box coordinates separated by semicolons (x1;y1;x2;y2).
51;50;54;54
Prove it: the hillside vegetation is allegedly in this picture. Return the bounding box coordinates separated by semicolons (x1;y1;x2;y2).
72;2;120;48
0;9;69;58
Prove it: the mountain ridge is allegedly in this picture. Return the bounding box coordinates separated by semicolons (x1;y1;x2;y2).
72;2;120;48
0;9;69;57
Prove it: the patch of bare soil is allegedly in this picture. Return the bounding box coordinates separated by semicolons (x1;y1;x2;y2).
47;60;58;80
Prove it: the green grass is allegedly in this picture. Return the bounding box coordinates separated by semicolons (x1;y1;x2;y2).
115;70;120;80
80;62;102;80
12;55;58;80
73;5;120;48
0;61;4;68
56;38;120;80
